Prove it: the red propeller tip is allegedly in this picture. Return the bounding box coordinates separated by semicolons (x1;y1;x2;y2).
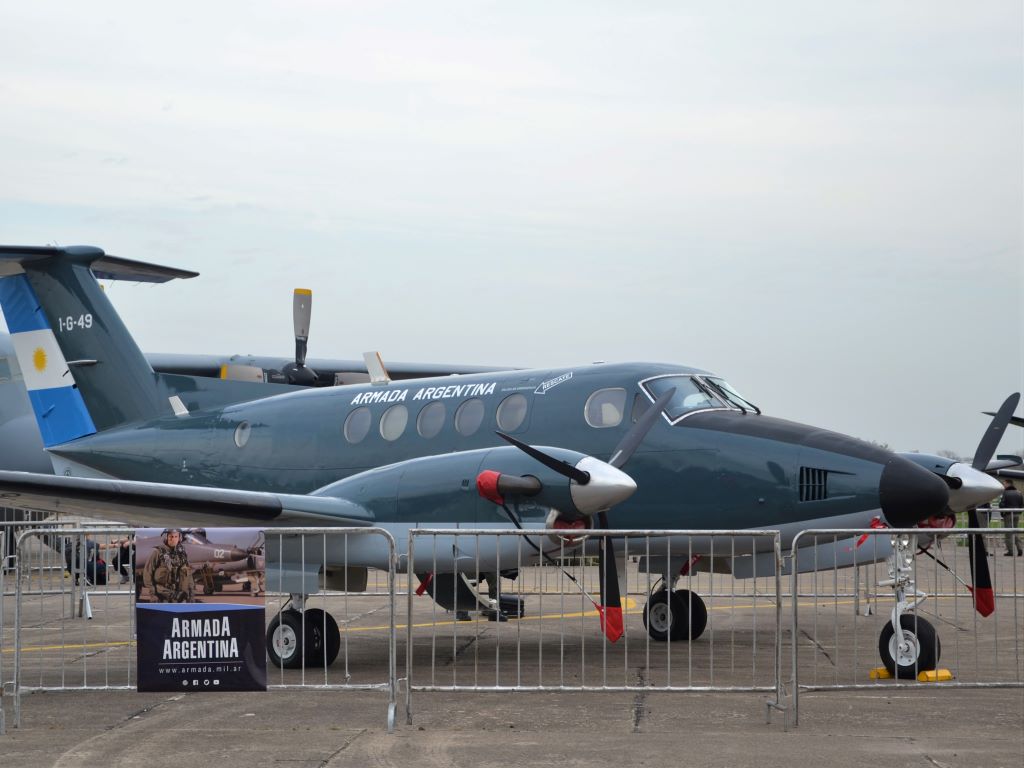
597;605;623;643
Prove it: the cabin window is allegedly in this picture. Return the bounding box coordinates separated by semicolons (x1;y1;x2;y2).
584;388;626;428
455;398;485;436
344;407;372;444
233;421;251;448
417;401;446;439
379;404;408;441
496;393;528;432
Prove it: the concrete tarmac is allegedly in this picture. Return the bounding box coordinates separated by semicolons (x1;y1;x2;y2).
2;685;1023;768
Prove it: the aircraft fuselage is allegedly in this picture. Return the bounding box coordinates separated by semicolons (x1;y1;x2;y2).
47;361;922;534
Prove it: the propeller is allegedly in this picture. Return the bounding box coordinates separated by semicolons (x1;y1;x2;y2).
973;394;1020;471
282;288;318;386
496;387;675;642
963;392;1018;617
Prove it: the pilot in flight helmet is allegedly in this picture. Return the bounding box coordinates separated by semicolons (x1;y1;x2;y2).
161;528;183;546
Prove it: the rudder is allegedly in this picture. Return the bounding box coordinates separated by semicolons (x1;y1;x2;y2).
0;245;197;444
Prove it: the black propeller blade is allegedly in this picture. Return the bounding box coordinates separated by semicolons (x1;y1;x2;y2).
982;412;1024;430
596;510;623;642
967;507;995;617
963;394;1017;617
496;432;591;485
608;387;676;469
972;393;1020;471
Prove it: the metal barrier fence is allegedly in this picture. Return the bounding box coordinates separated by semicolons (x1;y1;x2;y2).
6;520;1023;734
1;519;124;736
791;527;1024;725
404;529;785;725
9;526;399;732
262;527;399;732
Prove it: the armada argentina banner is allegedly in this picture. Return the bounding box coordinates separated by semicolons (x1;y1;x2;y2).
135;527;267;692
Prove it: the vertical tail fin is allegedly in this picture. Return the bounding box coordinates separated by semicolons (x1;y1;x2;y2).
0;245;198;445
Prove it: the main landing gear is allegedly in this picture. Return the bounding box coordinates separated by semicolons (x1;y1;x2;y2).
642;584;708;642
267;594;342;669
877;533;941;679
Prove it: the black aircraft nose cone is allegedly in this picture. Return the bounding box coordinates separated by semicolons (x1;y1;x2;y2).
879;455;950;528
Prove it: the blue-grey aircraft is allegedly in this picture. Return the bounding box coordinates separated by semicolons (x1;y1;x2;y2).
0;245;1014;677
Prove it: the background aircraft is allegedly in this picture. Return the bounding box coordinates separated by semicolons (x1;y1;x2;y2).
0;245;1013;677
133;527;266;600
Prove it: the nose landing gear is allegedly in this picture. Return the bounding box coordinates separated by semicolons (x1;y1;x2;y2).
877;533;941;678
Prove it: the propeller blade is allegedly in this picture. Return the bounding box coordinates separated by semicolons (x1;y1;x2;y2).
973;393;1021;471
608;387;676;469
967;508;995;617
596;511;623;643
983;412;1024;429
496;432;590;485
293;288;312;367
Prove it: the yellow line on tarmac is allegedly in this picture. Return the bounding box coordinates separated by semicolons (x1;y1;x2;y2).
5;595;940;652
3;639;136;654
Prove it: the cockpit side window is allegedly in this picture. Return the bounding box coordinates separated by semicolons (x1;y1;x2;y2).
705;377;759;413
640;375;725;421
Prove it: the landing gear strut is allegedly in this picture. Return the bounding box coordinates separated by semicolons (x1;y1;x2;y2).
267;594;342;669
642;587;708;642
877;533;941;678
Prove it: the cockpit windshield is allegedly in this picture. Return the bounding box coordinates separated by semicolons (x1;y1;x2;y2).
640;375;760;421
640;376;724;420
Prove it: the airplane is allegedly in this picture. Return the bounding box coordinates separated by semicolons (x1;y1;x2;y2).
0;244;1014;677
133;527;266;600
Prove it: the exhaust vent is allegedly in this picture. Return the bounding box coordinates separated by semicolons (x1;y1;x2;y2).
799;467;828;502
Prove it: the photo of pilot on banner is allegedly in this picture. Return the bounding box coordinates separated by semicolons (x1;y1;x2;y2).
135;527;266;692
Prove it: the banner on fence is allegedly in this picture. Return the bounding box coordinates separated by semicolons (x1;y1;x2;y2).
135;527;266;692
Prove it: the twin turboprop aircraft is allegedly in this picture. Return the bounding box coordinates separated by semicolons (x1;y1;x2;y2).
0;245;1014;676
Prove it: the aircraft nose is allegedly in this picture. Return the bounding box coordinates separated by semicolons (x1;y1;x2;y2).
879;455;951;527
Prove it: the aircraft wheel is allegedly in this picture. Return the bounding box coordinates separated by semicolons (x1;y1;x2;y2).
642;590;673;641
878;615;940;679
303;608;341;667
669;589;708;641
267;609;305;669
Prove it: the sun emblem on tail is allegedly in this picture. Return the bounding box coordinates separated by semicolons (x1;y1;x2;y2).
32;346;47;373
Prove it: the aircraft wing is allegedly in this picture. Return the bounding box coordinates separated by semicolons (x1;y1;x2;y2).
0;471;374;529
145;352;515;384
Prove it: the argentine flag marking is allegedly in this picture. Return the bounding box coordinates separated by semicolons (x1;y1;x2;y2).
0;273;97;447
12;328;72;391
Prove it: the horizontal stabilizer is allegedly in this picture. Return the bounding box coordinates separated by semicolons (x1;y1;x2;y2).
0;470;374;528
0;246;197;283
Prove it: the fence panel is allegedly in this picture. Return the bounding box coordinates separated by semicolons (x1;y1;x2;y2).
791;526;1024;725
405;528;784;725
11;526;399;732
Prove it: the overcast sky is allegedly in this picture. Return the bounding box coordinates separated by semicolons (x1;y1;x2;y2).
0;1;1021;457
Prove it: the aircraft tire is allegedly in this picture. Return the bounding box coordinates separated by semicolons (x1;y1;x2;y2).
642;590;672;641
878;615;940;679
669;589;708;641
303;608;341;667
267;609;305;669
